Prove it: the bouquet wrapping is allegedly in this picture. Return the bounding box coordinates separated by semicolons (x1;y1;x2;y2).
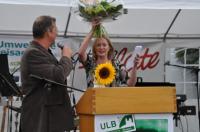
73;0;124;37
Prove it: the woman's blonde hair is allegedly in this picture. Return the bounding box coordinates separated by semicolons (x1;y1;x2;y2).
92;36;114;61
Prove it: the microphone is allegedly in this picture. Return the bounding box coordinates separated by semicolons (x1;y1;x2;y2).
57;41;66;49
57;41;79;63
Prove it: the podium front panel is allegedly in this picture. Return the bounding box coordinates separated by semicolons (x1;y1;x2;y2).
94;114;173;132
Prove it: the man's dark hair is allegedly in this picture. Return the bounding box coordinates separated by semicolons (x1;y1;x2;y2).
32;16;56;39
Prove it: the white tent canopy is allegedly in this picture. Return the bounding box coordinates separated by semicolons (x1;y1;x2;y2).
0;3;200;41
0;0;200;9
0;0;200;43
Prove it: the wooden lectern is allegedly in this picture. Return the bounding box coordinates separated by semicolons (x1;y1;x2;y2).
76;87;177;132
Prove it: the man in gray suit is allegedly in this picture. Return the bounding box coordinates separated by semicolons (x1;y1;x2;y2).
20;15;74;132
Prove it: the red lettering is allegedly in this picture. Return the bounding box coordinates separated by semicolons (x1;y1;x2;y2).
137;48;160;70
116;48;127;62
148;52;159;68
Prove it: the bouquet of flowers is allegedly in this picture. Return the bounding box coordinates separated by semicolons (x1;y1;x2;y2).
74;0;124;37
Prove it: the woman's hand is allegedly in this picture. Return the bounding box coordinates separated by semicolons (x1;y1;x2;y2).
91;18;101;30
127;54;139;86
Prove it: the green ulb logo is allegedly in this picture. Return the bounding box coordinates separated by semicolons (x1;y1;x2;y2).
119;115;136;131
99;114;136;132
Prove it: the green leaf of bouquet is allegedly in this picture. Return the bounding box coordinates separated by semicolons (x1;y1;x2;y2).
94;5;105;14
116;4;123;11
106;4;123;14
100;1;110;8
84;6;93;15
79;5;85;14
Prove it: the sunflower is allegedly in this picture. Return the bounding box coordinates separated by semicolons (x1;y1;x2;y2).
94;62;116;86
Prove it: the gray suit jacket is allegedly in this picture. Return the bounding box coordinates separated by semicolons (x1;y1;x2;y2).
20;41;74;132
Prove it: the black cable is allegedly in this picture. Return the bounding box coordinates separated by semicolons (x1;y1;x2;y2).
7;99;10;132
14;112;19;132
70;56;79;132
196;70;200;131
70;53;79;97
184;116;189;132
179;117;184;132
9;100;13;132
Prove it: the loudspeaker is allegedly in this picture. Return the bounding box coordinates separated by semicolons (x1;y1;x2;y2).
0;54;9;74
0;54;20;96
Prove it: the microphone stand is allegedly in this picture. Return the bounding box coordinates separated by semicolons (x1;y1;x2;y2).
0;73;22;132
29;74;85;93
0;73;22;97
166;63;200;131
11;66;20;76
70;54;80;132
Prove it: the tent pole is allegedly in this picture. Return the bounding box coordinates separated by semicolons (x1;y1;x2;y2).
64;7;72;38
163;9;181;42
